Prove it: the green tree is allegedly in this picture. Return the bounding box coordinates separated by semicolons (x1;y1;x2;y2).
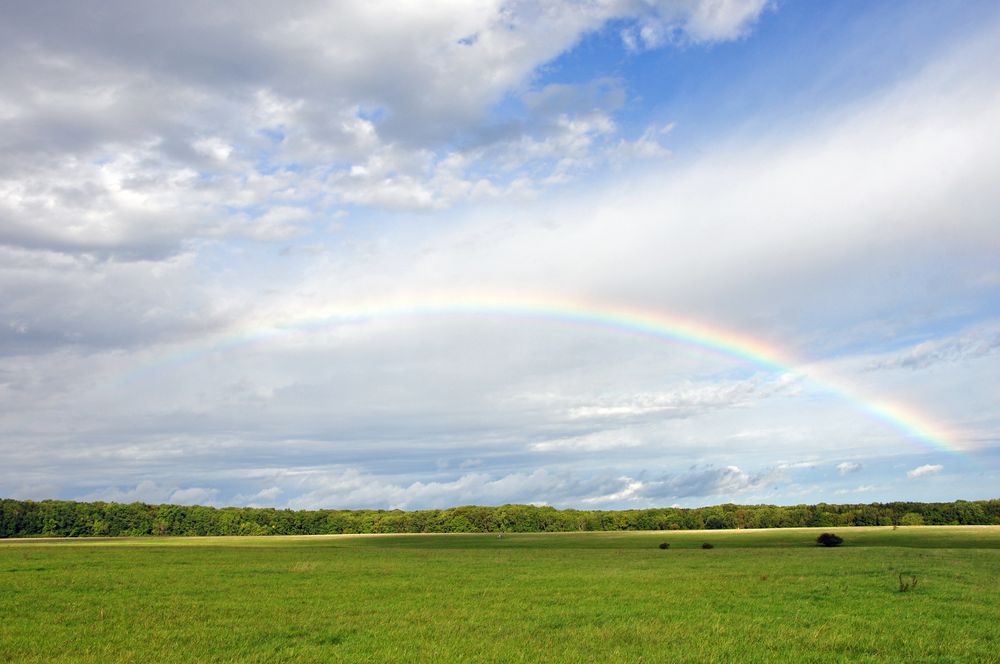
899;512;924;526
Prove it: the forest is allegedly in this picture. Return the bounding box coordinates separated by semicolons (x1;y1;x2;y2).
1;498;998;538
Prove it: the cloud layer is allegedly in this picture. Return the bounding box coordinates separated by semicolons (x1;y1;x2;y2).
0;2;997;510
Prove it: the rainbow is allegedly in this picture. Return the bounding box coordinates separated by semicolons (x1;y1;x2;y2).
135;292;961;454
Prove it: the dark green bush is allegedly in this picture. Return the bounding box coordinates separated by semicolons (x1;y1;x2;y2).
816;532;844;547
658;542;670;549
701;543;714;549
898;573;918;592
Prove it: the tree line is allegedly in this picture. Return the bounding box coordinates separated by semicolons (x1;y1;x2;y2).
1;498;997;538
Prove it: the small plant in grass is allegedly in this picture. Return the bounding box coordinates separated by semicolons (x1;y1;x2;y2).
658;542;670;549
701;543;714;549
898;574;918;592
816;532;843;547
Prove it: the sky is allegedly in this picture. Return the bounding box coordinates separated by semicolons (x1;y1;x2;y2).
1;0;998;511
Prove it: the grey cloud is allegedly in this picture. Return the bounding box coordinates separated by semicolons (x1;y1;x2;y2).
864;329;1000;372
522;79;627;118
271;464;779;511
279;462;778;510
637;465;779;500
0;248;230;353
564;376;792;423
283;467;628;511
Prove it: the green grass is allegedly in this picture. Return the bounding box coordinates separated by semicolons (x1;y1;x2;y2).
2;526;998;662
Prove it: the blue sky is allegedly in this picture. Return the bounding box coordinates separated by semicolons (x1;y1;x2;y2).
0;0;998;510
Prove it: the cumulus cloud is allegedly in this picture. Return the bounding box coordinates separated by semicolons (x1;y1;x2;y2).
0;0;755;261
232;486;284;508
641;465;778;499
283;467;629;511
585;465;778;504
833;484;875;496
621;0;770;51
837;462;862;475
907;464;943;479
583;466;780;504
237;463;780;510
168;487;222;506
581;478;648;504
775;461;817;470
80;481;221;506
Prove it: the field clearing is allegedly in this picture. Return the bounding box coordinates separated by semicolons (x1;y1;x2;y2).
2;527;999;662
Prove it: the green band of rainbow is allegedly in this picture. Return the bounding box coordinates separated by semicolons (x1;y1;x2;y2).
133;292;960;454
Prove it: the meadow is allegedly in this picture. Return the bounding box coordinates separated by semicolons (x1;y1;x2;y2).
2;526;998;662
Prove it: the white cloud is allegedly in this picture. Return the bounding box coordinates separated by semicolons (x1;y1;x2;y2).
565;377;788;421
0;0;766;261
607;124;673;165
684;0;772;42
907;464;943;479
530;429;643;452
837;462;863;475
582;478;647;504
79;481;220;506
776;461;817;470
232;486;283;507
833;484;875;495
168;487;221;506
621;0;770;51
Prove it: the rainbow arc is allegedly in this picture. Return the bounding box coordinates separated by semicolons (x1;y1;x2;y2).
134;292;960;454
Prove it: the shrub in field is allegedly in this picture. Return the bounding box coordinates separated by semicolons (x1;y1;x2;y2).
658;542;670;549
701;543;714;549
816;532;844;547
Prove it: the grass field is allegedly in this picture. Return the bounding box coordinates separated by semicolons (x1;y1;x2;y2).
2;526;998;662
